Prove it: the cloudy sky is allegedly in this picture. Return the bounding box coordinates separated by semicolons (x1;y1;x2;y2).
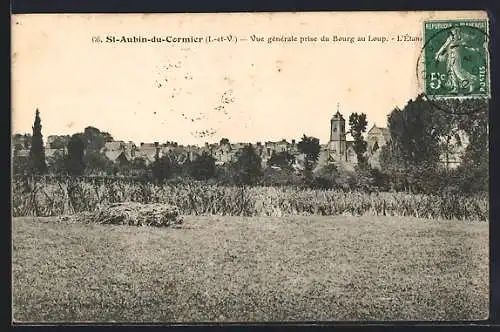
12;11;486;145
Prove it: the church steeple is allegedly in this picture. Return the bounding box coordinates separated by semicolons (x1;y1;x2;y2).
330;103;346;142
332;103;344;121
328;103;347;162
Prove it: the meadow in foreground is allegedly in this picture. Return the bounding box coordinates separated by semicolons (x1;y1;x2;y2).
12;215;488;322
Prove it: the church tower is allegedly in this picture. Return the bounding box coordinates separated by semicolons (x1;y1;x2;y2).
329;103;346;160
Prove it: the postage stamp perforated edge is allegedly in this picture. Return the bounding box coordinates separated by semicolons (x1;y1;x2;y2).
421;18;491;100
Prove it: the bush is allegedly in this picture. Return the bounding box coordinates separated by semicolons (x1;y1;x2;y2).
188;153;216;180
310;177;334;190
231;145;263;186
261;168;303;187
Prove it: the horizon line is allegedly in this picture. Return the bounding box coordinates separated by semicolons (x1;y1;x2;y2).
12;127;387;149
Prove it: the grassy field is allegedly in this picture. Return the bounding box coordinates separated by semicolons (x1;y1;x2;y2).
12;215;488;322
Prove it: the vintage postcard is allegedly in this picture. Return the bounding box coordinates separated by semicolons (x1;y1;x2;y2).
11;11;490;322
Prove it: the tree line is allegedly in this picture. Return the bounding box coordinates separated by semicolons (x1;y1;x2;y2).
12;95;489;194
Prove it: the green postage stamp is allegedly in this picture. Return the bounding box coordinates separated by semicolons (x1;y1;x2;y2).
423;19;490;99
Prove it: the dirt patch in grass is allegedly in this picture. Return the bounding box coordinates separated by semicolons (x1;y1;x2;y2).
12;215;488;322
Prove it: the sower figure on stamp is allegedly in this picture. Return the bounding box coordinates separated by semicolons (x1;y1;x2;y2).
434;27;479;94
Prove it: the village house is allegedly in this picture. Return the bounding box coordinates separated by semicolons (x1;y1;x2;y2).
101;141;135;166
364;124;391;169
366;124;391;154
131;142;157;165
12;103;468;172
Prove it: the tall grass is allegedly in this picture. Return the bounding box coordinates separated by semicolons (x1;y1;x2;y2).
11;176;488;221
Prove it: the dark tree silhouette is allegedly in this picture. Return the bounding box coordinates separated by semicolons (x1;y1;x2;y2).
12;155;29;175
48;135;71;149
297;134;320;183
445;98;488;193
189;152;216;180
47;150;66;175
232;144;263;185
28;109;47;174
348;113;368;166
78;126;114;174
266;151;295;169
379;95;461;193
65;134;85;176
82;126;114;151
151;156;173;185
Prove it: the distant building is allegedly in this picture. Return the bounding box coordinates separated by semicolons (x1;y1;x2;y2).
133;142;159;165
366;124;390;154
12;134;31;150
326;104;358;165
327;109;347;162
65;103;468;172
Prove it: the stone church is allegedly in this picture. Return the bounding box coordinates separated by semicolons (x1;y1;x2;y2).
321;105;390;170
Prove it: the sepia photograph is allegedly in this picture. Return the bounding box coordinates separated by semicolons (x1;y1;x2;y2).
11;11;490;322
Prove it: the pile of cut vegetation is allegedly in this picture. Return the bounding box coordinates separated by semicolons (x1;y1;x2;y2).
59;202;183;227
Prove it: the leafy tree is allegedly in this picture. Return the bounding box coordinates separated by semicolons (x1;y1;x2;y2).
151;155;173;185
82;126;113;151
316;163;339;181
379;142;405;191
266;151;295;170
65;134;85;176
454;99;488;166
101;131;114;144
77;126;115;174
297;134;321;183
262;167;302;186
85;151;113;175
383;96;448;192
311;163;339;190
369;167;390;191
436;98;489;192
131;157;147;169
215;163;234;185
219;138;230;146
12;154;29;175
393;96;443;163
378;95;487;193
348;113;368;166
189;152;216;180
231;144;263;186
297;135;321;163
47;150;67;174
28;109;47;174
419;100;472;171
128;157;148;177
48;135;71;149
